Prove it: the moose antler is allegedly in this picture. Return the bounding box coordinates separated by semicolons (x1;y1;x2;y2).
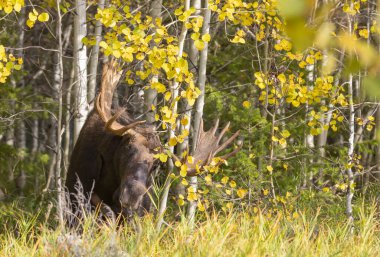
95;60;145;136
173;119;241;176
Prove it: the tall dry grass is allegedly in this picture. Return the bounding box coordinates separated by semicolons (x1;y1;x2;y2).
1;202;380;257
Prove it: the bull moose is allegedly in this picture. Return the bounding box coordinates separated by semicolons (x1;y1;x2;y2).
65;60;240;219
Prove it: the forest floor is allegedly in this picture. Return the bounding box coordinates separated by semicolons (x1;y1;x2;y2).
1;198;380;257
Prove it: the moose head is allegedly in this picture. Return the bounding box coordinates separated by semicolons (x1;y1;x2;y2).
66;60;241;219
93;61;161;215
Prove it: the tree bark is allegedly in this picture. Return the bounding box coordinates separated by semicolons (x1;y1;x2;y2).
187;0;210;223
88;0;106;103
346;74;355;222
55;0;65;226
73;0;89;143
14;8;26;150
145;0;162;123
64;65;75;177
156;0;190;230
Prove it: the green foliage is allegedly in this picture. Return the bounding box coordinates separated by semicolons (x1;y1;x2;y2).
0;143;49;197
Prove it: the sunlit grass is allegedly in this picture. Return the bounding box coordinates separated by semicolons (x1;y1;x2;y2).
1;202;380;257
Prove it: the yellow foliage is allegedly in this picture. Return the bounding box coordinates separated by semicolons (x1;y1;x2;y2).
242;100;251;108
237;189;248;198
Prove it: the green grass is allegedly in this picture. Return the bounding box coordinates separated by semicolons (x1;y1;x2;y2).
1;202;380;257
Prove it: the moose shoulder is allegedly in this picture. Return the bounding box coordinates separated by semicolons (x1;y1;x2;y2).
66;61;241;219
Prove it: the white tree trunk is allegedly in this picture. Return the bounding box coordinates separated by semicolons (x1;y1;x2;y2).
31;109;39;153
376;105;380;179
64;66;75;175
54;0;65;225
73;0;88;143
346;74;355;222
157;0;190;230
145;0;162;123
188;0;210;223
88;0;105;103
14;9;26;150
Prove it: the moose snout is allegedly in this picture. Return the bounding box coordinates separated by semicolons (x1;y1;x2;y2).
119;180;147;210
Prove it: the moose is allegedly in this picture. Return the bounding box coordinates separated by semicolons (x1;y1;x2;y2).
66;60;240;219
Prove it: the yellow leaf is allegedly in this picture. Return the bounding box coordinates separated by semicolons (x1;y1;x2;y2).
156;28;165;35
221;176;229;184
174;6;183;16
177;198;185;206
26;19;35;28
112;49;121;58
266;165;273;172
180;164;187;177
197;201;205;211
38;12;50;22
181;116;189;125
306;55;314;65
281;130;291;138
4;6;12;14
151;81;166;93
202;33;211;42
136;52;144;60
263;189;269;196
181;178;189;186
187;192;198;201
29;10;38;22
99;41;108;49
162;92;170;102
154;153;168;162
242;100;251;108
14;3;22;12
299;61;307;69
292;100;300;107
187;156;194;164
205;174;212;185
123;5;130;13
277;73;286;84
226;202;233;209
191;32;200;41
195;40;205;50
279;138;287;146
237;189;248;198
229;180;236;188
169;137;177;146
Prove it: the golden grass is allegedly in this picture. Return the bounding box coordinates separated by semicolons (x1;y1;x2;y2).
1;204;380;257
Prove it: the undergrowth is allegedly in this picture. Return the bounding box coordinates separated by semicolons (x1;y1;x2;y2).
1;198;380;257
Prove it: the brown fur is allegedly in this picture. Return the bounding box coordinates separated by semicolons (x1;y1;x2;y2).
65;109;160;217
